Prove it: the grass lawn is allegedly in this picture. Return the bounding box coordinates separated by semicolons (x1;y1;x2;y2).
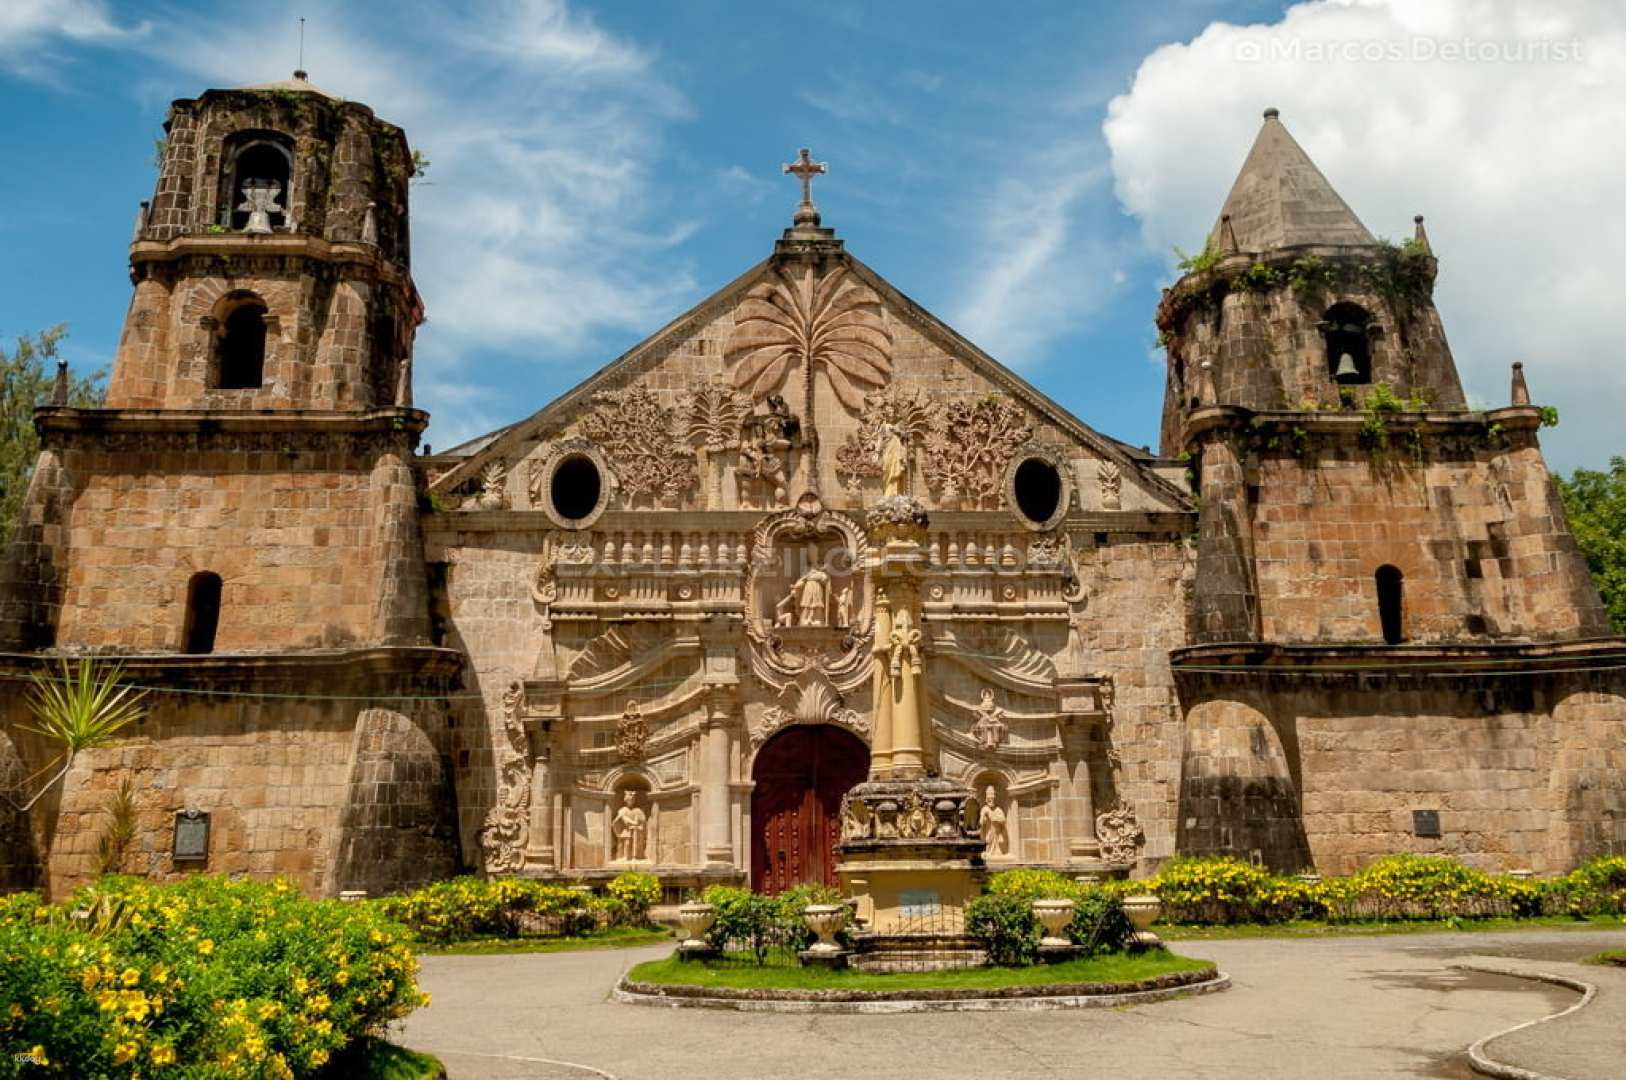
625;950;1212;991
1159;914;1624;941
1589;949;1626;967
417;925;672;956
318;1038;444;1080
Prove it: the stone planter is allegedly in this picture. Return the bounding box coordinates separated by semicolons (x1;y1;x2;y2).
1032;898;1076;949
677;902;716;957
1122;894;1164;949
799;903;850;968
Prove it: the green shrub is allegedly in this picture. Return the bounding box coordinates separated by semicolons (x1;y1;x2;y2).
700;886;779;963
374;877;595;943
604;872;660;927
1149;856;1307;924
0;875;426;1077
1546;855;1626;916
770;883;847;952
984;869;1132;954
965;892;1039;966
1345;854;1502;920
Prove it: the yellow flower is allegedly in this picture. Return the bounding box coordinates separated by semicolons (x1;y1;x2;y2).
121;967;141;987
27;1046;49;1066
197;939;215;955
81;965;102;990
310;1049;329;1067
113;1042;138;1065
151;1044;176;1065
7;1002;22;1019
151;964;169;985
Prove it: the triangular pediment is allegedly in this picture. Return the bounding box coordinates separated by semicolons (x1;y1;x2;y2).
429;237;1192;517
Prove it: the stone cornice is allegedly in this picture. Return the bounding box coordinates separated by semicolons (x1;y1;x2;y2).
0;645;463;687
422;508;1194;537
34;406;428;439
1181;404;1545;445
128;233;412;286
1171;638;1626;680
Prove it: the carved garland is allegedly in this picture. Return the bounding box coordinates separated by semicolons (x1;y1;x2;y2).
479;682;531;874
1095;799;1143;864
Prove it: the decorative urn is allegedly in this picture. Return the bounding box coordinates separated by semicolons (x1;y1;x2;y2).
677;901;716;953
1032;898;1076;949
801;904;847;956
1122;894;1164;949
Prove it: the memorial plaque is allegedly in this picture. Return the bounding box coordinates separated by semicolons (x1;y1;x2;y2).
898;888;941;918
1412;809;1441;838
173;809;210;862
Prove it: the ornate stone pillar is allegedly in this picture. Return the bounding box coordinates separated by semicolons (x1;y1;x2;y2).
523;727;555;870
1056;679;1104;863
701;689;734;868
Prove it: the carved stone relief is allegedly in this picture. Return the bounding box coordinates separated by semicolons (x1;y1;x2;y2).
835;387;938;494
1095;800;1143;864
463;459;507;510
578;386;695;507
749;671;869;749
745;505;872;692
1098;459;1123;510
724;264;892;412
615;700;649;762
969;689;1009;750
479;681;531;874
735;396;802;510
683;382;747;510
923;396;1033;509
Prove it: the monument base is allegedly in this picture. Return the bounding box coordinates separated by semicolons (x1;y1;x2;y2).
835;776;986;936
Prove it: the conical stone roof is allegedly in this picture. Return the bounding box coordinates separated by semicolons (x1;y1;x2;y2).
1209;108;1374;252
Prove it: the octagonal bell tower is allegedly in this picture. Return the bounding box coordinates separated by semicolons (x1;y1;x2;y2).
111;71;421;411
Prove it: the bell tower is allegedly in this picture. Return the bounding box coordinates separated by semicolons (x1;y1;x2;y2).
111;71;420;411
1162;109;1607;646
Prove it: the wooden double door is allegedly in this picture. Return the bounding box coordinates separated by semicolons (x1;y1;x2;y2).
750;725;869;893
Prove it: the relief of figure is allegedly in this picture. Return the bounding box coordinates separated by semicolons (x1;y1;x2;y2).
879;423;908;498
970;689;1008;750
774;592;795;627
834;584;854;628
736;395;801;509
979;785;1009;857
791;559;830;627
611;789;648;863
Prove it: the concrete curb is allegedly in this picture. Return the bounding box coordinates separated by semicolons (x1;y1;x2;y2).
612;970;1231;1013
1451;962;1598;1080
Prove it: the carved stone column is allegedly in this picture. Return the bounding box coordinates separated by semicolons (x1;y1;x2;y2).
1056;679;1103;863
523;724;555;871
701;691;734;868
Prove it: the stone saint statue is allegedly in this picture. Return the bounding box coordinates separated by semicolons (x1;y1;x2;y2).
792;562;830;627
979;785;1008;856
879;425;908;498
239;179;283;234
611;790;647;862
834;584;854;628
970;689;1008;750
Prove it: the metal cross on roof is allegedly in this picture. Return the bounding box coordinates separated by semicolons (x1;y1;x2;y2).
783;148;827;226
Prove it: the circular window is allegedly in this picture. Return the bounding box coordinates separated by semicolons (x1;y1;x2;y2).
1013;458;1062;524
550;455;602;522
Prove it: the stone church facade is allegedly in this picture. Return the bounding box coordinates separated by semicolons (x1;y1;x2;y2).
0;81;1620;899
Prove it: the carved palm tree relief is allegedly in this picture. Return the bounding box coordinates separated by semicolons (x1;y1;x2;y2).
724;264;892;450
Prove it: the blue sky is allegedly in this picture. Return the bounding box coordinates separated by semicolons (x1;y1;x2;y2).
2;1;1621;470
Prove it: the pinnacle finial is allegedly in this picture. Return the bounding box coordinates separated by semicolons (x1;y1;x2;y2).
1217;213;1239;256
1263;107;1280;121
1511;362;1531;406
1412;213;1432;254
783;148;827;228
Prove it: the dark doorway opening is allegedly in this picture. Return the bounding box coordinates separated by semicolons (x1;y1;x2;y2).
1376;564;1404;644
183;572;223;654
218;302;268;389
750;725;869;893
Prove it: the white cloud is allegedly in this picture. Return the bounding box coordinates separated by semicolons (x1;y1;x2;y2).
0;0;145;84
1103;0;1626;470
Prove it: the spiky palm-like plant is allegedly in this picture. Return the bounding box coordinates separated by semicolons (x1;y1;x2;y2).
14;658;148;812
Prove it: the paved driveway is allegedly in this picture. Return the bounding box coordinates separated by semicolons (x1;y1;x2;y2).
399;928;1626;1079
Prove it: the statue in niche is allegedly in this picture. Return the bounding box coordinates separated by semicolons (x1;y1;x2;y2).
835;584;854;628
736;395;801;509
970;689;1008;750
611;789;648;862
978;785;1009;857
879;423;908;498
790;557;831;627
239;179;283;234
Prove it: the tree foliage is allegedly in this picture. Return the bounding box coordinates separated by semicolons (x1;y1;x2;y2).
1556;456;1626;634
0;326;105;546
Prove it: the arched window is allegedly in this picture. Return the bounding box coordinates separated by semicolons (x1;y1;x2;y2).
1375;564;1404;644
183;572;223;654
220;133;293;231
1322;302;1373;385
216;296;268;389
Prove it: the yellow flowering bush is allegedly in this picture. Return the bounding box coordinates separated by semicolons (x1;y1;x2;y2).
374;875;604;943
1546;855;1626;916
0;875;428;1078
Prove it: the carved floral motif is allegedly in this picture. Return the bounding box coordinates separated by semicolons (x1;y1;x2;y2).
1095;800;1143;864
922;397;1033;509
749;673;869;748
479;682;531;874
579;387;694;506
1098;459;1123;510
724;264;892;412
616;700;649;762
